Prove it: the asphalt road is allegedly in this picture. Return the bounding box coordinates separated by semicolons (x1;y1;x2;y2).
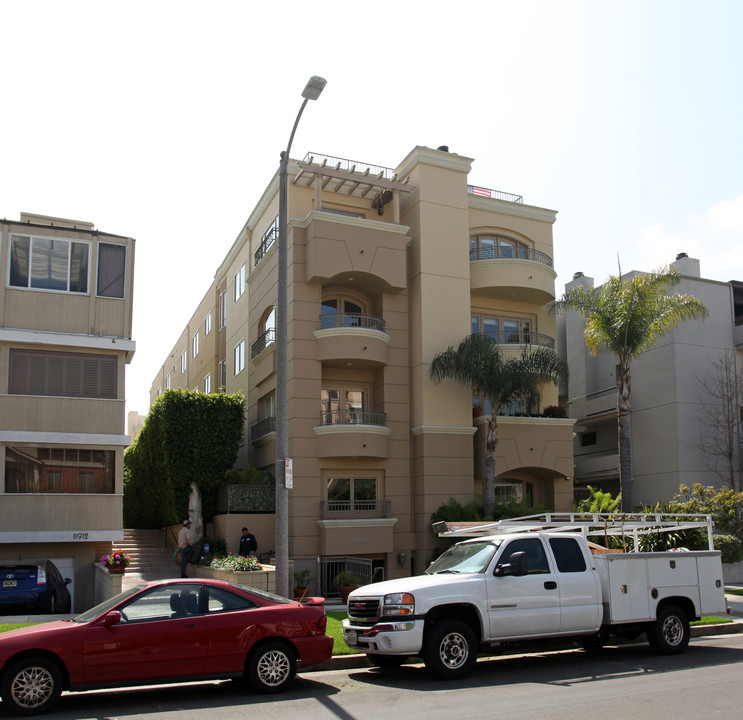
32;631;743;720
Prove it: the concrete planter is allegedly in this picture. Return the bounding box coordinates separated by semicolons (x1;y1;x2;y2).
191;564;276;593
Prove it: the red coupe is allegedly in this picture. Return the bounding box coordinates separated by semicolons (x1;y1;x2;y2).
0;578;333;715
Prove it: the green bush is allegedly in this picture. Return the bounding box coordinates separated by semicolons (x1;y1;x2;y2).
714;534;743;564
210;554;263;572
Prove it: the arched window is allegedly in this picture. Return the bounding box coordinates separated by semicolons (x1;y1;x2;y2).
320;291;367;329
470;233;530;261
251;307;276;358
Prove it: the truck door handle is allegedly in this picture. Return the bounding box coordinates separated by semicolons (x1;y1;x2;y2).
544;581;557;590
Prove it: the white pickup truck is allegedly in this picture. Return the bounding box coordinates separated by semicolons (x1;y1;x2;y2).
341;514;728;679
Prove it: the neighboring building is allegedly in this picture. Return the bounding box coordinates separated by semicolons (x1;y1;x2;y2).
1;213;135;611
560;254;743;506
149;146;575;582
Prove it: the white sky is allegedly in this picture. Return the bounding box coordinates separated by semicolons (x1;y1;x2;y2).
2;0;742;418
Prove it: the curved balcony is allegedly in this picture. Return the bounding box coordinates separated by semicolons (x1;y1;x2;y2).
478;331;555;349
314;314;390;369
470;252;556;303
314;409;391;459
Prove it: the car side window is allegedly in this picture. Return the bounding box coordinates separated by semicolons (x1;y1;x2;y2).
119;584;202;622
549;537;588;573
206;586;258;614
500;538;550;574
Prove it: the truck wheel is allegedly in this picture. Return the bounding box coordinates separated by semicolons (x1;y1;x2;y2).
581;632;608;651
647;604;690;655
367;654;407;670
422;619;477;680
0;655;63;715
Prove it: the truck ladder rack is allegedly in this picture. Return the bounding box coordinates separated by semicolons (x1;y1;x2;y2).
432;512;715;551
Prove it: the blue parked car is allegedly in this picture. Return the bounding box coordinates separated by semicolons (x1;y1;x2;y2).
0;560;72;614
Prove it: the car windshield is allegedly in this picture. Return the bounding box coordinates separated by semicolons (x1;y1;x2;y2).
425;540;501;575
71;585;145;623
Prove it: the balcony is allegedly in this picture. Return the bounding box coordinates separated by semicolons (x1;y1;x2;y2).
470;250;556;303
314;410;391;459
314;314;390;369
251;329;275;359
250;416;276;442
467;184;523;204
320;498;391;519
254;218;279;266
478;330;555;350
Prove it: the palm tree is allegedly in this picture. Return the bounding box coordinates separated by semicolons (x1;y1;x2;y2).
552;267;707;511
429;334;567;517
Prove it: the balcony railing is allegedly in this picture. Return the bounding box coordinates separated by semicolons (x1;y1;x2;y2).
250;416;276;441
254;219;279;265
470;245;553;268
320;409;387;426
251;328;275;358
303;152;396;181
320;498;391;519
319;313;386;332
467;184;523;204
479;331;555;349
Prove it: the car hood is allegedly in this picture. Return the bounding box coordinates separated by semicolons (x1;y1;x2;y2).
350;572;481;598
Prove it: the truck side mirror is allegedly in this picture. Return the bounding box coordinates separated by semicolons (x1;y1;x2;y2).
494;550;528;577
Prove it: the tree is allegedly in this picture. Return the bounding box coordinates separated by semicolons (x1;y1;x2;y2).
690;349;743;489
553;267;708;511
429;333;567;517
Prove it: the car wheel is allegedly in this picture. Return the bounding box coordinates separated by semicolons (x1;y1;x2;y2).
422;619;477;680
367;653;407;669
0;656;63;716
246;642;297;693
647;604;690;655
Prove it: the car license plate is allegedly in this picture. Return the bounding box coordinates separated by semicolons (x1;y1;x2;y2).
345;630;357;645
3;580;17;588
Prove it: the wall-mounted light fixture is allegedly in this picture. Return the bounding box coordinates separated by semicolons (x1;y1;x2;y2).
397;551;407;567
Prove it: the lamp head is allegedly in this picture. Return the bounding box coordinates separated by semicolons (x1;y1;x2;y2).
302;76;327;101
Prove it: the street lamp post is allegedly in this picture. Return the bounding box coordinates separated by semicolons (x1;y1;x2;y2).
275;76;326;598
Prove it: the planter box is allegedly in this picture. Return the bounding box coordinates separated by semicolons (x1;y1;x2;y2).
191;564;276;593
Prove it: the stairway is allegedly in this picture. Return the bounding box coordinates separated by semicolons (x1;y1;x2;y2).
119;529;180;589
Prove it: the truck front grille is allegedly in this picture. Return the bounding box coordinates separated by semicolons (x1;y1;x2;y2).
347;597;380;621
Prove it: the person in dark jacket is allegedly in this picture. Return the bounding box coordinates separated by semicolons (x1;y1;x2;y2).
239;527;258;557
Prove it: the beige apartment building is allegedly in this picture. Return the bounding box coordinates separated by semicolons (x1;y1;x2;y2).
150;145;575;583
1;213;135;611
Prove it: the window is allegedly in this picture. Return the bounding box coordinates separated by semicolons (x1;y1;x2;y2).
234;339;245;375
326;476;378;511
180;350;187;374
204;373;211;393
472;314;533;345
252;307;276;357
5;447;115;494
501;538;550;574
165;373;171;390
9;234;89;293
219;291;227;329
9;349;117;399
119;584;202;623
580;432;597;447
259;392;275;419
320;293;366;329
234;263;246;302
549;538;587;573
192;331;199;358
470;233;529;261
206;585;257;613
321;387;366;424
205;311;212;336
97;243;126;298
218;360;227;390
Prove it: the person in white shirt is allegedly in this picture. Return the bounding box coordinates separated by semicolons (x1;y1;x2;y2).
177;520;200;578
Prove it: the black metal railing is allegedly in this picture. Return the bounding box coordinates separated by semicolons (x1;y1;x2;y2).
467;184;523;204
318;313;385;332
478;331;555;349
320;499;391;518
254;218;279;265
470;245;553;268
319;409;387;426
250;416;276;441
303;152;395;180
251;328;275;358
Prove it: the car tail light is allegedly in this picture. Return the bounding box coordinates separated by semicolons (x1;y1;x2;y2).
36;565;47;586
317;615;328;633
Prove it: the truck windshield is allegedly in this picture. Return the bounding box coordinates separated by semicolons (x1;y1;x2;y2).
425;540;501;574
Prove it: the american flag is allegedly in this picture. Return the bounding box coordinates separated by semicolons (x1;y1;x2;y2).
468;185;492;198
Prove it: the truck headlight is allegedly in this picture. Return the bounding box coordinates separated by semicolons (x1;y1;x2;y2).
383;592;414;616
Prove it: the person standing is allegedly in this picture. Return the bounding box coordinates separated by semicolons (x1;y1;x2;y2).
178;520;200;577
239;527;258;557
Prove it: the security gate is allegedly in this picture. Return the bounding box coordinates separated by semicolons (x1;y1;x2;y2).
320;556;373;599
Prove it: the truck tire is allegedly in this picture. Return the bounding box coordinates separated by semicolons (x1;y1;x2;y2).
422;619;477;680
647;604;690;655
